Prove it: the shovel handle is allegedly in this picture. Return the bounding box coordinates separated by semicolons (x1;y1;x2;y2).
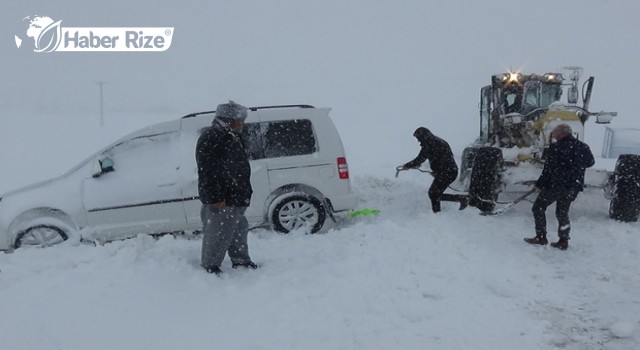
512;188;538;204
395;166;433;178
489;188;537;216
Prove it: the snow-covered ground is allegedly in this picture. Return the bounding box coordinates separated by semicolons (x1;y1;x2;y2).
2;1;640;349
1;111;639;350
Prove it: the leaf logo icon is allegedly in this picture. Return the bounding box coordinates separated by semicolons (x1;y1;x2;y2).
34;20;62;53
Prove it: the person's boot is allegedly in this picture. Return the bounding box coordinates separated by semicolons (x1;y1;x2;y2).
204;266;223;275
459;196;469;210
232;261;259;270
550;238;569;250
524;233;548;245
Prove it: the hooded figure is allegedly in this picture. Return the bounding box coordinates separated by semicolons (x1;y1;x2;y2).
195;100;258;275
403;127;468;213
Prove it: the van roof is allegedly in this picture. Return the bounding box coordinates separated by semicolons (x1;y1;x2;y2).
181;105;315;119
118;119;182;140
61;105;330;178
112;105;321;147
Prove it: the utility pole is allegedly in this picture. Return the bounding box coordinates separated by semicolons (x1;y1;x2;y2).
94;81;107;127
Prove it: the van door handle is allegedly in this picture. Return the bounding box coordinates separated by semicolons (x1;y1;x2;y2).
158;182;177;187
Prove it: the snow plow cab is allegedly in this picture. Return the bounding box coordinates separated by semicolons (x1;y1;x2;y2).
460;67;638;221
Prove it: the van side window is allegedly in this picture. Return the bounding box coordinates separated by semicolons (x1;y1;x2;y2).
242;123;265;160
243;119;317;160
264;119;316;158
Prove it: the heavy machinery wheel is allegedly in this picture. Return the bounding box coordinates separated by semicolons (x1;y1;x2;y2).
469;147;503;213
609;154;640;222
459;147;479;184
14;224;68;249
271;194;326;233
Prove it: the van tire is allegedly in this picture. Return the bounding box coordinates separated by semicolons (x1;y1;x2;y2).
271;195;326;233
609;154;640;222
469;147;503;213
14;224;68;249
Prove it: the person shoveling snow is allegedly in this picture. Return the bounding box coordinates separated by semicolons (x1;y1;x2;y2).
399;127;469;213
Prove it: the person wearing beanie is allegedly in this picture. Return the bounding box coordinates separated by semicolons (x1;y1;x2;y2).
195;100;258;275
524;124;595;250
402;127;469;213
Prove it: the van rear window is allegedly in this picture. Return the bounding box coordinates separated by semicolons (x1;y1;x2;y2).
243;119;317;160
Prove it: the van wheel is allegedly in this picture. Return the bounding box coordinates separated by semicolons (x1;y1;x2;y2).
14;225;68;249
469;147;503;213
272;195;326;234
609;154;640;222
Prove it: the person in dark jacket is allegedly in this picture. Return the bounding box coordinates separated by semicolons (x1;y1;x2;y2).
524;124;595;250
196;101;258;275
402;127;469;213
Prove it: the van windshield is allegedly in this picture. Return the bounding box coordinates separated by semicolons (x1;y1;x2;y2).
64;132;178;176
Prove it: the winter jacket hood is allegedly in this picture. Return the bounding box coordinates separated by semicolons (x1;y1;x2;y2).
405;127;458;177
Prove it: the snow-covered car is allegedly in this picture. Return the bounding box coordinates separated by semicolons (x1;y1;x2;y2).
0;105;358;250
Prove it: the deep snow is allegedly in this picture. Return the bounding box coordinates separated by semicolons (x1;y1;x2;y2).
1;169;639;350
2;1;640;349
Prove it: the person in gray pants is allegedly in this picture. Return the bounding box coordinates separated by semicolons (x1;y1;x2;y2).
200;206;253;273
195;101;258;275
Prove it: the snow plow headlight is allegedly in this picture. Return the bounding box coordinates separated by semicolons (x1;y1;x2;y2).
493;72;522;85
543;73;563;83
493;74;507;84
507;72;522;83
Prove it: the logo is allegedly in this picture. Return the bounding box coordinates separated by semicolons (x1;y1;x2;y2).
15;15;174;52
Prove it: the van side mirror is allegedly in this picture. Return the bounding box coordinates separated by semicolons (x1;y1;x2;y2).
596;115;613;124
92;157;115;178
595;111;617;124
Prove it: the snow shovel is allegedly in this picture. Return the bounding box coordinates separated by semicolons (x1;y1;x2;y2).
348;208;380;217
483;188;537;216
395;166;468;194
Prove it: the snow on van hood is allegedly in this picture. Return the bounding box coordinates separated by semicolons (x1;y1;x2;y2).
1;176;62;199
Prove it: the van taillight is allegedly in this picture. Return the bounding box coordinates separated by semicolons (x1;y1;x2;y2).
337;157;349;179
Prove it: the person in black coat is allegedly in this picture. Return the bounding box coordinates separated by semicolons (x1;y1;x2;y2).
524;124;595;250
403;127;468;213
196;101;258;275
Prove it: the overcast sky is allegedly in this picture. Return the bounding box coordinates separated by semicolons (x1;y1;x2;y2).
1;0;639;143
1;1;638;110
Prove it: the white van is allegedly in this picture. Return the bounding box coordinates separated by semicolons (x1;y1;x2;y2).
0;105;358;250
